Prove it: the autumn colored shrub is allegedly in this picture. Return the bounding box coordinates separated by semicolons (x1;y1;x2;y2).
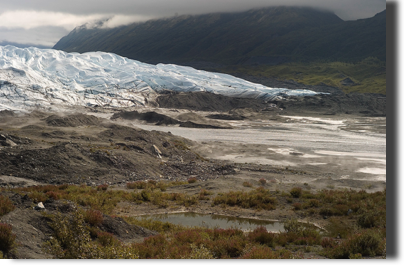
0;223;16;258
187;177;197;184
96;184;108;191
259;178;267;185
198;189;212;200
293;203;302;210
0;196;15;216
247;226;275;247
46;191;60;200
321;237;337;249
84;209;104;226
96;231;120;247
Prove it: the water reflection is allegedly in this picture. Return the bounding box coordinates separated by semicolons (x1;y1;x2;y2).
136;212;284;232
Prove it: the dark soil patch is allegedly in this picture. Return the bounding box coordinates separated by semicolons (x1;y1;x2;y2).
156;91;267;112
0;110;15;117
206;114;246;120
179;121;232;129
112;111;232;129
45;113;102;127
111;111;180;125
156;90;385;116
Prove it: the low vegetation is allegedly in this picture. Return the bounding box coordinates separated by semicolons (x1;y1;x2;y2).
0;223;16;258
0;181;385;259
212;187;277;210
221;58;386;94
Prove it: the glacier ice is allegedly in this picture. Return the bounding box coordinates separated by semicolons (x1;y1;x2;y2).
0;45;324;111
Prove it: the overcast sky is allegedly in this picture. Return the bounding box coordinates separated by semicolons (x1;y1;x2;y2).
0;0;386;47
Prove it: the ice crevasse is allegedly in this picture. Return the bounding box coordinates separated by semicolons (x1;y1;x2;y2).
0;45;324;111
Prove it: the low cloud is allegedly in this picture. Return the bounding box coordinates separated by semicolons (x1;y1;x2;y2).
0;1;386;47
101;15;156;28
0;26;69;47
0;11;107;30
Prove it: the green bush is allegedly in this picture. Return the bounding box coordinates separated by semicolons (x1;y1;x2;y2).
290;187;302;198
0;196;15;216
212;187;276;210
323;229;384;258
242;182;253;187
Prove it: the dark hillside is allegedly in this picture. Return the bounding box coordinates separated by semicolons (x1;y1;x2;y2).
53;7;386;94
54;7;385;65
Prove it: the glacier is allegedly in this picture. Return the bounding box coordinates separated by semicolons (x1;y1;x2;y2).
0;45;324;111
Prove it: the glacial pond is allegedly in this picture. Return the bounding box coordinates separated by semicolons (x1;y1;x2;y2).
136;212;285;232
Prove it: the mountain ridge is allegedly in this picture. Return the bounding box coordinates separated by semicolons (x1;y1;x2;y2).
53;7;385;66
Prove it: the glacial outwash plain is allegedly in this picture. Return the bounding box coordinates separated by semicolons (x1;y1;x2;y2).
0;6;386;259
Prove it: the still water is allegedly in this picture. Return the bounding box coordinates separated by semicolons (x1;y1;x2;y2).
136;212;284;232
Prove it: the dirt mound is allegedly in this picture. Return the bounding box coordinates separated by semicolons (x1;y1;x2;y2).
268;93;386;116
0;121;228;185
156;89;385;116
112;111;232;129
45;113;102;127
179;121;232;129
206;114;246;120
0;193;157;258
156;91;267;112
111;111;180;125
0;110;15;117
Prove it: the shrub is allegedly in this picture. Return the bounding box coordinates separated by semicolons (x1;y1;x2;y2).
247;226;275;247
293;203;302;210
29;191;48;203
44;211;138;259
259;178;267;185
96;231;120;247
97;184;108;191
277;219;322;246
308;199;320;207
321;237;337;248
358;211;380;228
0;223;16;258
242;182;253;187
323;229;384;258
187;177;197;184
290;187;302;198
0;196;15;216
241;246;291;259
84;209;104;226
46;191;60;200
199;189;212;200
183;244;214;259
212;187;276;210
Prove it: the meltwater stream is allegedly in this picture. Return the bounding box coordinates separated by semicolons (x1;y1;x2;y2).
134;116;386;181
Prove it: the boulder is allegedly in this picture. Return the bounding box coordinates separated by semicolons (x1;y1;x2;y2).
152;145;162;159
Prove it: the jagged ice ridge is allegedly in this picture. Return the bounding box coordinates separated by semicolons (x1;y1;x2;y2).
0;46;324;111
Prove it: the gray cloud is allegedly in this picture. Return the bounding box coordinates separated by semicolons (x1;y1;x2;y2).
0;0;386;47
2;0;386;20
